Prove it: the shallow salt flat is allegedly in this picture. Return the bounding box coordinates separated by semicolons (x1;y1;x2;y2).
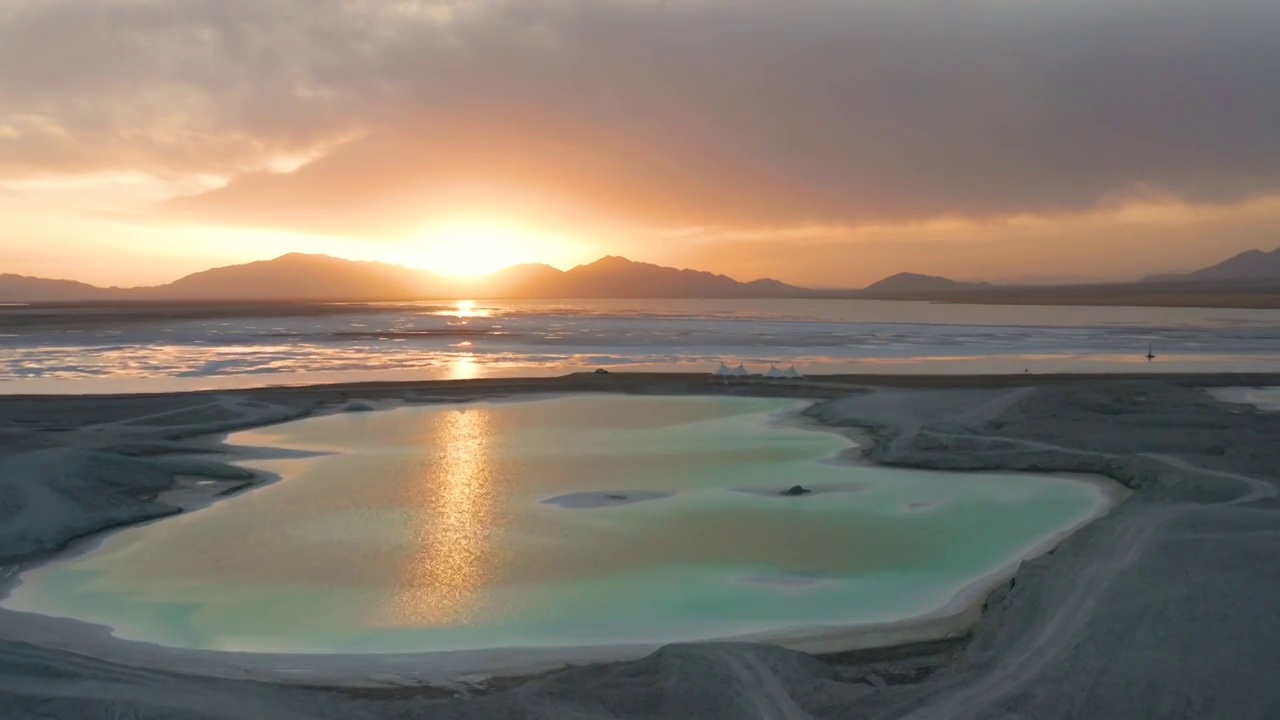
1210;387;1280;411
3;395;1117;656
5;298;1280;393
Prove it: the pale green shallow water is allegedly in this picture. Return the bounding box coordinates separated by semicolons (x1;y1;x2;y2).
5;396;1112;654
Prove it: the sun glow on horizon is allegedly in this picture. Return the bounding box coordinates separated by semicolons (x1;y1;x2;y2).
404;220;578;277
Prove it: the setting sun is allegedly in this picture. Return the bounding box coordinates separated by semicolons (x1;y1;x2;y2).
407;220;573;276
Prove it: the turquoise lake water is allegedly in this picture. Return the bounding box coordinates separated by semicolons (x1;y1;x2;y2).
4;396;1112;654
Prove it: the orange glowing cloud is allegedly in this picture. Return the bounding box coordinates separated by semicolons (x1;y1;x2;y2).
2;0;1280;286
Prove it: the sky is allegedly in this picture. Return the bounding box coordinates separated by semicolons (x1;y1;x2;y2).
2;0;1280;288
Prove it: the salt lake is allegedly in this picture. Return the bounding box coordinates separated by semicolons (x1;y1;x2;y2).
2;395;1118;656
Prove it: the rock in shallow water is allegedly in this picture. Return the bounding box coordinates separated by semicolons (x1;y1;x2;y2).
733;482;864;498
541;491;674;509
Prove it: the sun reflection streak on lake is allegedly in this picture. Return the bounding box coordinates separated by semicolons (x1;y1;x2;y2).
446;353;480;380
392;406;502;625
435;299;492;319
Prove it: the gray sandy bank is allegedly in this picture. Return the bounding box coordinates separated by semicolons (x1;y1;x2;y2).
2;372;1280;719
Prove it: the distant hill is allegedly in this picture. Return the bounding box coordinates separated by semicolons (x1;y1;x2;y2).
0;274;115;303
508;256;805;299
0;254;806;302
480;263;567;297
1144;247;1280;284
863;272;992;295
7;252;1280;308
137;253;441;301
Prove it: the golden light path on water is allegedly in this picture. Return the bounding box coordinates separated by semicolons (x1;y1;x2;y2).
446;353;480;380
391;406;503;625
436;299;489;319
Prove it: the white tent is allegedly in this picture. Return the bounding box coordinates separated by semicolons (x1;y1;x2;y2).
731;364;749;377
764;364;784;379
714;362;733;377
783;365;804;379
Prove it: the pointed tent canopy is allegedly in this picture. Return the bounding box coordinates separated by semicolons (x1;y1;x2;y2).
764;364;784;379
714;362;733;376
784;365;804;379
732;364;749;377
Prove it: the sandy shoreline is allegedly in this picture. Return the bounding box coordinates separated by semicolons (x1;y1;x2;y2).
2;372;1279;719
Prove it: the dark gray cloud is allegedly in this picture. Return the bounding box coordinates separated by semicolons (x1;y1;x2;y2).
0;0;367;176
2;0;1279;231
